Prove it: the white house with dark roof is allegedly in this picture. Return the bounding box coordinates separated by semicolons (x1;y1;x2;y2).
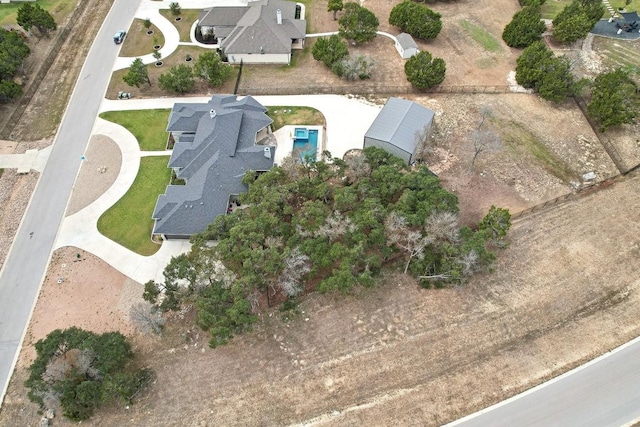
152;95;276;240
198;0;306;65
363;97;434;164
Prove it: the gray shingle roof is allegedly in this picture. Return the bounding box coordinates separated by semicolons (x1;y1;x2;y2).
200;0;306;55
153;95;275;238
364;97;435;155
396;33;418;50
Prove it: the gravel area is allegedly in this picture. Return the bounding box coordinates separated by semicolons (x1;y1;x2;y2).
65;134;122;216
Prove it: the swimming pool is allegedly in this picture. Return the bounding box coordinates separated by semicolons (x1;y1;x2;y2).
293;128;318;162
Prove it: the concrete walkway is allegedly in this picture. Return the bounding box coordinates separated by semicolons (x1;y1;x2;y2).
55;95;380;284
0;146;51;174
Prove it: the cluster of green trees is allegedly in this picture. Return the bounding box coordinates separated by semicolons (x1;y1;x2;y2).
123;51;233;93
25;327;152;421
16;3;57;38
552;0;605;44
0;29;30;103
312;34;374;81
389;1;443;41
502;4;546;48
144;147;511;347
515;41;580;103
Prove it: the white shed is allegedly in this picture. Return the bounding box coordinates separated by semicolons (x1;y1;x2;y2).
395;33;419;59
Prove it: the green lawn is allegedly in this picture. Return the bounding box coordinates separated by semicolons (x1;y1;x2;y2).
266;106;325;130
540;0;572;19
99;109;171;151
98;156;171;256
159;9;200;42
459;20;502;53
593;37;640;82
0;0;76;26
610;0;640;12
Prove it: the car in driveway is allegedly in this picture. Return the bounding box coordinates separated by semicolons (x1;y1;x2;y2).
113;30;126;44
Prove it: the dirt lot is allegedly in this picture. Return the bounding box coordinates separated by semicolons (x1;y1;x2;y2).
1;0;640;425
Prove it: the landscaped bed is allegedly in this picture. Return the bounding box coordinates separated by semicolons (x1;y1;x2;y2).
118;18;166;58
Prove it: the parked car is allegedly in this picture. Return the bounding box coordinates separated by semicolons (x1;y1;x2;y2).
113;30;126;44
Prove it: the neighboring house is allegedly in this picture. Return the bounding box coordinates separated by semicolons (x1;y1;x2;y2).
364;97;434;164
198;0;306;65
395;33;419;59
152;95;276;240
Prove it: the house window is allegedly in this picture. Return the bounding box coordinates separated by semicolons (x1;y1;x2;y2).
295;5;301;19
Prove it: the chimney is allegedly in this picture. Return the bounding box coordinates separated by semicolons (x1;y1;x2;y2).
276;9;282;25
264;146;272;159
209;109;216;119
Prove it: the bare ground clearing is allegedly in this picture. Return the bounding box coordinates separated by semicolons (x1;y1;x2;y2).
2;173;640;426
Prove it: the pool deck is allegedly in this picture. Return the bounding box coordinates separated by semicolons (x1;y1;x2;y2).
273;125;324;165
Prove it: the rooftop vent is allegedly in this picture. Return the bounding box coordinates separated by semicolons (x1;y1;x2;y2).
276;9;282;25
264;146;272;159
210;109;216;119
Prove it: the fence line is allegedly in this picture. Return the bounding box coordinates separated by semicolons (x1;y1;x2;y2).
237;85;527;96
0;1;89;140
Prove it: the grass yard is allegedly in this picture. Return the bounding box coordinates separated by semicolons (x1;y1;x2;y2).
0;0;76;26
610;0;640;11
97;156;171;256
499;120;578;182
594;37;640;80
266;106;325;130
459;20;502;53
160;9;201;42
119;19;165;58
540;0;572;19
100;109;171;151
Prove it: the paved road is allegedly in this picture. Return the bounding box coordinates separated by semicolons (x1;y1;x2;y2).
0;0;140;402
446;336;640;427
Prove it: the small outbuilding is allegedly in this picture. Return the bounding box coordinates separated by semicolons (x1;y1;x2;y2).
395;33;419;59
363;97;435;164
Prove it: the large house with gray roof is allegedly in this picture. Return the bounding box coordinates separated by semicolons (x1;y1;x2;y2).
364;97;435;164
198;0;306;65
152;95;276;240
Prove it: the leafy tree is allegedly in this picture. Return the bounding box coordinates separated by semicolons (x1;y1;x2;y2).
389;1;442;40
25;328;150;421
158;64;195;94
587;68;640;131
123;58;151;87
169;2;181;16
552;0;604;44
194;51;233;86
0;80;22;103
312;34;349;69
404;50;446;89
515;41;578;102
478;205;511;245
0;28;30;80
17;4;57;37
338;2;379;44
328;0;344;20
502;5;546;48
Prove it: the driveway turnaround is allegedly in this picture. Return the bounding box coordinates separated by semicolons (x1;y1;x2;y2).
446;336;640;427
0;0;141;403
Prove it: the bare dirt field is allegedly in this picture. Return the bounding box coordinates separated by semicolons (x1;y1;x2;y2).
2;172;640;426
1;0;640;424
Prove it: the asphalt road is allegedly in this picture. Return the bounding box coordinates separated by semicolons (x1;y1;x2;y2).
0;0;140;402
446;337;640;427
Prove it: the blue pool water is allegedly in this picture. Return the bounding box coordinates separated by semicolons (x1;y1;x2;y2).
293;128;318;162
